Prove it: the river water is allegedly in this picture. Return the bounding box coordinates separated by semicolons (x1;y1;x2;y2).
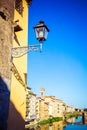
64;117;87;130
32;117;87;130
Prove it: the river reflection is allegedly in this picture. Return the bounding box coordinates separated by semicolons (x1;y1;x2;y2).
27;117;87;130
39;118;79;130
39;121;64;130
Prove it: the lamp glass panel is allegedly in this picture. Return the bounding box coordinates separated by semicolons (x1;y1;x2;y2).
38;27;44;38
44;28;48;40
35;27;45;39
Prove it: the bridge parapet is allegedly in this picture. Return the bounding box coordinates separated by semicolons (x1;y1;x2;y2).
82;112;87;124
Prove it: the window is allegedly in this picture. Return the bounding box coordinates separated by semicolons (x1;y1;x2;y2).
15;0;23;16
24;73;27;84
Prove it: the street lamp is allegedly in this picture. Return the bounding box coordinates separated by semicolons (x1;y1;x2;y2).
12;21;49;58
34;21;49;52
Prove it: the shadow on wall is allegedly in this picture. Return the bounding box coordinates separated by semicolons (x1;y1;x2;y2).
0;77;25;130
0;76;10;130
7;101;25;130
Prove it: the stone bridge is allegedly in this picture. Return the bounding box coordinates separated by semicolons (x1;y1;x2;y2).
82;112;87;124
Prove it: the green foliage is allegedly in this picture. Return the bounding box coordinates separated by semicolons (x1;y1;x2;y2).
65;113;81;119
38;117;63;126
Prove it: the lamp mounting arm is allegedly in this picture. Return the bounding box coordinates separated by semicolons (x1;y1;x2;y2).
12;44;41;58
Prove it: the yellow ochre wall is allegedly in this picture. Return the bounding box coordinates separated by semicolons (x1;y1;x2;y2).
8;0;29;130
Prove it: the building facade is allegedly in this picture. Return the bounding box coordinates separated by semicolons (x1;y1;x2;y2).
7;0;32;130
37;97;49;121
38;88;67;120
26;88;37;124
66;105;75;113
26;87;76;125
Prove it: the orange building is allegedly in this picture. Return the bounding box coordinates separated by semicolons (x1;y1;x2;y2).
38;88;67;120
37;97;49;121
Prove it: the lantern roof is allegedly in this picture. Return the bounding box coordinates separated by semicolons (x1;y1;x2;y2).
25;0;32;5
34;21;50;32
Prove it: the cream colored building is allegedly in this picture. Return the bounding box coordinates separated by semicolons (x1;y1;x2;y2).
66;105;75;113
44;96;55;117
44;96;66;117
26;87;31;121
26;87;37;124
56;99;66;117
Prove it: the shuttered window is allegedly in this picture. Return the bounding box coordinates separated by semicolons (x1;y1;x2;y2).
15;0;23;16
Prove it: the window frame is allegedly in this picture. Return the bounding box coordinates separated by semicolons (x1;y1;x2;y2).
15;0;23;16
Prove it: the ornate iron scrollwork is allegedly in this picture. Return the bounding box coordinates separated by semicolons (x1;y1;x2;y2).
12;44;39;58
11;63;26;89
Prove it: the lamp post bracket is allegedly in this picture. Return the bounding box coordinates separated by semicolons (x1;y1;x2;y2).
12;44;40;58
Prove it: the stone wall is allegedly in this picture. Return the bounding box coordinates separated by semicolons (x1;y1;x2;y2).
0;1;14;129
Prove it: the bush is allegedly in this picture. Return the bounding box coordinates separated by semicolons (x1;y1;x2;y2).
65;113;81;119
38;116;63;126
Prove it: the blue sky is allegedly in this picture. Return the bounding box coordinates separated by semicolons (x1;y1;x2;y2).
27;0;87;109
